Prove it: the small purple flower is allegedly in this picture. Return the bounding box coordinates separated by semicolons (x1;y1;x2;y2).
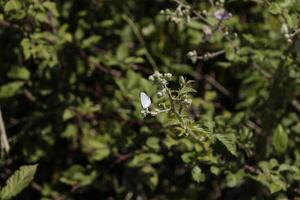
214;9;232;20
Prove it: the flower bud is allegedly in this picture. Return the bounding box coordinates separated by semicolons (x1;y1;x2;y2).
179;76;186;87
284;34;290;39
187;50;198;64
164;73;172;80
141;109;147;117
149;75;154;81
185;99;192;104
281;23;289;34
157;91;164;97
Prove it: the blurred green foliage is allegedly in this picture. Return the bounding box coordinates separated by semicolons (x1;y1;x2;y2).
0;0;300;199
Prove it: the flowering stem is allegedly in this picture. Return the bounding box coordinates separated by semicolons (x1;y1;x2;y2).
165;87;202;143
165;87;186;129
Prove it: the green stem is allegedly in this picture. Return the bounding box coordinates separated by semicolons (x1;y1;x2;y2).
165;87;186;127
122;15;158;71
165;87;202;142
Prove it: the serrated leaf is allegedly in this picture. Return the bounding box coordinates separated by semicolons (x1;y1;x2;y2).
269;3;281;15
0;164;38;200
215;133;237;156
179;86;197;96
272;125;288;154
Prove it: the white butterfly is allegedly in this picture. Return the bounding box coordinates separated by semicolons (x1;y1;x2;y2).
140;92;151;109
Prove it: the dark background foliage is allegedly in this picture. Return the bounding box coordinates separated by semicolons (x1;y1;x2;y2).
0;0;300;199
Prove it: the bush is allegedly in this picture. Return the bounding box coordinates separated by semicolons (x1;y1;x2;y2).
0;0;300;199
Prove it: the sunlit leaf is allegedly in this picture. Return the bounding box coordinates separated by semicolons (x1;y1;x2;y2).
0;165;38;200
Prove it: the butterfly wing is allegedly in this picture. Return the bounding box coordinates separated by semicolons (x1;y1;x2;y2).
140;92;151;109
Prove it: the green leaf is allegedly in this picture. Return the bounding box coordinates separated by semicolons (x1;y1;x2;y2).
215;133;237;156
283;12;297;28
191;166;205;183
82;137;110;161
21;38;31;60
7;67;31;80
250;161;288;194
141;165;159;190
128;153;163;167
269;3;281;14
82;35;101;49
116;43;129;60
4;0;21;12
181;153;194;164
0;81;24;98
62;124;78;138
43;1;59;17
0;164;38;200
272;125;288;154
210;166;220;175
60;165;97;186
146;137;160;151
225;44;236;61
225;170;245;188
268;175;287;194
179;86;197;96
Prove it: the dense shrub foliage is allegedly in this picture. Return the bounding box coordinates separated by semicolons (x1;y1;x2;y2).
0;0;300;199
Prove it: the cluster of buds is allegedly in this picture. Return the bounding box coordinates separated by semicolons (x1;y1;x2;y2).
149;71;172;94
140;72;173;117
160;4;191;24
178;76;194;107
181;94;193;106
141;72;194;127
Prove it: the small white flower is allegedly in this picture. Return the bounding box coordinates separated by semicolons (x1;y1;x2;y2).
140;92;151;109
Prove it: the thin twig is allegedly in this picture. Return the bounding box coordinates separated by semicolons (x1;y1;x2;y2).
290;28;300;38
197;50;225;61
55;184;82;200
291;100;300;113
0;20;21;29
0;106;10;156
252;63;272;79
246;120;262;133
205;75;231;97
78;49;121;77
122;14;158;71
